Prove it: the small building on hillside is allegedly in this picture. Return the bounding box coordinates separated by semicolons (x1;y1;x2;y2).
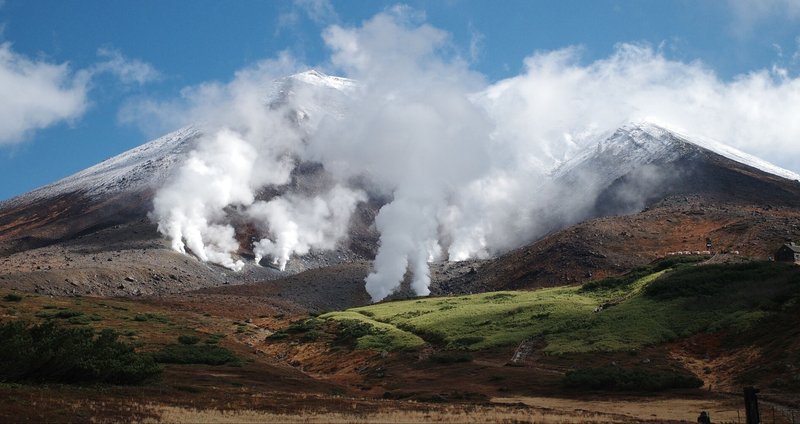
775;242;800;264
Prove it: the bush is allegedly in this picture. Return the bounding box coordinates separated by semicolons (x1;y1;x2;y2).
133;313;169;323
334;320;374;344
0;321;160;384
205;333;225;344
3;293;22;302
286;318;320;334
563;367;702;391
300;330;321;342
151;344;238;365
35;309;84;319
177;335;200;345
266;331;289;341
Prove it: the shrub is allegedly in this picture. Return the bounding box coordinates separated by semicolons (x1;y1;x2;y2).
334;320;374;344
177;335;200;345
3;293;22;302
35;309;84;319
300;330;321;342
286;319;320;334
0;321;160;384
266;331;289;341
67;315;92;325
133;313;169;323
205;333;225;344
151;344;239;365
562;367;702;391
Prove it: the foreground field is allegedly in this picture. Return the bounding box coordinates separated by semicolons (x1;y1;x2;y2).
1;259;799;422
149;395;742;423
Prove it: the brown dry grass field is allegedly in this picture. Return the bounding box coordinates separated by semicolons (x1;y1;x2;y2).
1;287;797;423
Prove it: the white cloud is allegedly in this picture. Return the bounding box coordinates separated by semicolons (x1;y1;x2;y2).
727;0;800;35
0;42;160;146
294;0;338;25
276;0;338;34
0;42;89;145
94;47;161;86
468;23;485;63
794;35;800;62
484;43;800;173
118;51;298;136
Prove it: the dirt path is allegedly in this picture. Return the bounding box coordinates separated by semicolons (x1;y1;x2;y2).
493;395;743;423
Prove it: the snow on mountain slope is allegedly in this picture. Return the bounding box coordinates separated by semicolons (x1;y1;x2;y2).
0;126;201;208
552;121;800;183
650;122;800;181
268;70;356;127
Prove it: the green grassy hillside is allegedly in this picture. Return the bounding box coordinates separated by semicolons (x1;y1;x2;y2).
321;260;800;355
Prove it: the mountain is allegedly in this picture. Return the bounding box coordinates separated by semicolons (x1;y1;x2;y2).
0;71;380;297
0;71;358;252
439;123;800;294
2;71;800;302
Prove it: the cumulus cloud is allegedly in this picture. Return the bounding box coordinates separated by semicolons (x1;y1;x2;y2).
146;9;800;302
0;42;161;146
0;42;89;145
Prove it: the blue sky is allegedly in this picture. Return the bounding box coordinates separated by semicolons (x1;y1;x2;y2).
1;0;800;200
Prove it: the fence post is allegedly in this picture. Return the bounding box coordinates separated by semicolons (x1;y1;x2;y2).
743;386;760;424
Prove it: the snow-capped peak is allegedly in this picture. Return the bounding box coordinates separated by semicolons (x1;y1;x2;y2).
635;121;800;181
287;69;356;92
552;121;800;183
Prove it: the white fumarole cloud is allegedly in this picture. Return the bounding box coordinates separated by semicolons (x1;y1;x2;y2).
145;9;800;302
146;54;367;273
